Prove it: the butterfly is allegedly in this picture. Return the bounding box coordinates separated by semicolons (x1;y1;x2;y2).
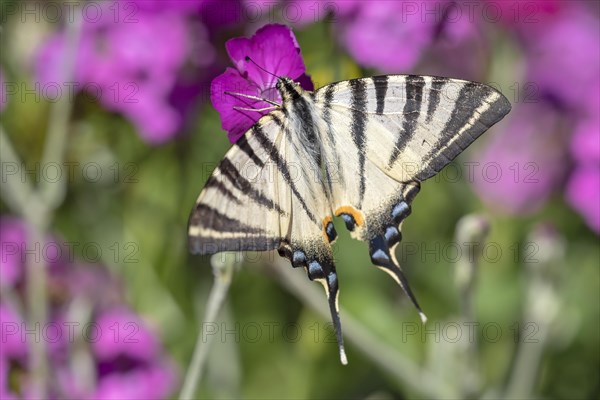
188;73;511;364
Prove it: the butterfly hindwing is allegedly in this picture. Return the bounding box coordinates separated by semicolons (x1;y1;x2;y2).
313;75;510;319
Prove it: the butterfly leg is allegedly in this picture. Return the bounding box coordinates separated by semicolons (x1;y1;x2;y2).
223;91;281;106
233;105;279;112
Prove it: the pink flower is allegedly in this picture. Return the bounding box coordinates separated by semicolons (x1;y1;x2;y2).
35;4;214;144
472;103;568;214
0;302;27;361
210;24;313;143
336;1;437;72
567;166;600;233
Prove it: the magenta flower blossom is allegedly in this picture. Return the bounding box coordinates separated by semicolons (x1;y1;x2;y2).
0;302;26;400
130;0;203;13
0;217;26;288
211;24;313;143
0;302;27;361
35;5;214;144
0;217;64;289
484;0;563;26
470;3;600;233
567;166;600;233
522;7;599;113
243;0;339;26
89;307;177;400
336;1;437;72
0;215;178;399
567;109;600;232
472;103;568;214
92;307;160;363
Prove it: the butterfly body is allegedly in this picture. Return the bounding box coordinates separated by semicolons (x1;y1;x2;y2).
189;74;511;364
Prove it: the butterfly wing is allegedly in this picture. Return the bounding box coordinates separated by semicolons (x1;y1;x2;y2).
188;114;287;255
313;75;511;316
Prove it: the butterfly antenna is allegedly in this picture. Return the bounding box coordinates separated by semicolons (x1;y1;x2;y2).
245;56;281;80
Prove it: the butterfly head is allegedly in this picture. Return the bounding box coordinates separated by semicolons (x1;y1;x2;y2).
276;76;304;103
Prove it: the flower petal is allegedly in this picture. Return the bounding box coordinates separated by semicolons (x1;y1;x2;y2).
338;2;435;72
472;103;568;214
211;68;280;143
567;166;600;233
226;24;307;89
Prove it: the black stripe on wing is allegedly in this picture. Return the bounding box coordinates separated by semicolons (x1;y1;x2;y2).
388;75;426;167
218;158;286;215
265;115;319;225
191;204;268;234
321;84;341;196
425;76;448;123
372;75;388;115
349;78;368;208
235;135;265;168
417;83;511;181
203;174;242;205
188;204;281;255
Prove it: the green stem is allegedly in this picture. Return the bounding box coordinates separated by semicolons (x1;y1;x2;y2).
454;214;490;398
179;253;237;400
0;10;82;397
0;126;35;214
504;225;563;398
39;10;83;210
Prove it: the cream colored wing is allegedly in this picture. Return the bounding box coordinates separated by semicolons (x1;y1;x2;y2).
313;75;511;319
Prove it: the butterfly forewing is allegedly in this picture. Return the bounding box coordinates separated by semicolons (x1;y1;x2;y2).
188;115;288;254
314;75;512;184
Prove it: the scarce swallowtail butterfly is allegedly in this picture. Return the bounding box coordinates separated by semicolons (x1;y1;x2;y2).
189;73;511;364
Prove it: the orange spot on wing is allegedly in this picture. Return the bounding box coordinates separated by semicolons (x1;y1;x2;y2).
334;206;364;226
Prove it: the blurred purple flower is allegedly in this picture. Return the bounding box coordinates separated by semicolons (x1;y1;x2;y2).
243;0;337;26
567;111;600;232
130;0;203;13
0;217;65;289
0;215;178;399
336;1;438;72
0;302;27;361
567;166;600;233
87;307;177;400
472;103;568;214
484;0;563;27
0;217;26;288
0;301;26;400
522;7;599;113
35;5;215;144
471;3;600;232
211;24;313;143
92;307;160;363
415;4;487;81
571;114;600;166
